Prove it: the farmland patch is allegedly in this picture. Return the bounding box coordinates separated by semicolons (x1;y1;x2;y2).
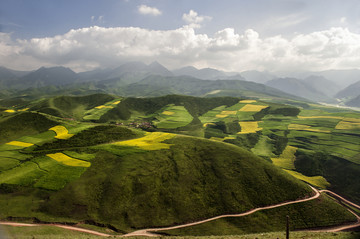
49;125;74;139
113;132;176;150
154;105;193;129
47;153;91;167
239;104;268;112
284;169;330;188
238;121;263;134
6;141;34;148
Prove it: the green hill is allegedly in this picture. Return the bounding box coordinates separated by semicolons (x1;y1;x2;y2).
0;94;359;236
42;136;313;231
0;112;58;144
29;94;116;119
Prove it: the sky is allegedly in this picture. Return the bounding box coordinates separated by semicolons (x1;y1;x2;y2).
1;0;360;72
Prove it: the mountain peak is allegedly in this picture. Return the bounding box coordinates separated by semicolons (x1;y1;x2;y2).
147;61;173;76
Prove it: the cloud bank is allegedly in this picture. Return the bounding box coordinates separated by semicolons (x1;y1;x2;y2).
1;25;360;72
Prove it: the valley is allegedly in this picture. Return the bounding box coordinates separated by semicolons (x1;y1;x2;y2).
0;93;360;237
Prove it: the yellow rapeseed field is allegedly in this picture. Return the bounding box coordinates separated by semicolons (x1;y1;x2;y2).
284;169;330;188
239;100;257;103
336;121;360;130
112;101;121;105
49;125;74;139
18;108;29;112
6;141;34;147
271;145;297;170
238;121;263;134
215;114;228;118
288;124;330;133
162;111;175;115
114;132;176;150
298;116;343;120
95;105;113;109
47;153;91;167
335;119;360;130
203;123;215;127
239;104;268;112
4;109;16;113
220;111;237;115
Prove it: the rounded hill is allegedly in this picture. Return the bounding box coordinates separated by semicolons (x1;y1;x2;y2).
44;135;312;231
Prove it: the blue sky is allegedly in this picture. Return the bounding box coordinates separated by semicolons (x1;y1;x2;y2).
1;0;360;72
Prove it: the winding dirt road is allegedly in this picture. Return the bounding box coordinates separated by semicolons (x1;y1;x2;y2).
1;186;360;237
123;186;320;237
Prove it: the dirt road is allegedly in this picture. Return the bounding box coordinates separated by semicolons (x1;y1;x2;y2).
124;186;320;237
2;186;360;237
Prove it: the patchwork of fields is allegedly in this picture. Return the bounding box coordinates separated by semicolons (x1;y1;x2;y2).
1;94;360;236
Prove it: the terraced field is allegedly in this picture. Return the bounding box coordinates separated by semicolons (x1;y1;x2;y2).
83;98;122;121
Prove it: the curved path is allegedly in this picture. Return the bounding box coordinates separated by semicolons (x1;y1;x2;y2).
2;186;360;237
123;186;320;237
0;222;113;237
312;190;360;232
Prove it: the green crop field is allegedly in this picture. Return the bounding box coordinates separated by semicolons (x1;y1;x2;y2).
0;94;360;238
154;104;194;129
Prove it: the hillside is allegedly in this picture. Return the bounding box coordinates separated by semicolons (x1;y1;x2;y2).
16;66;78;89
346;94;360;107
336;80;360;99
0;94;360;236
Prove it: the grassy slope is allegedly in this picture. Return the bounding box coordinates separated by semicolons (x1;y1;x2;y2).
0;112;58;144
29;94;115;120
165;195;356;236
43;136;312;231
1;94;360;236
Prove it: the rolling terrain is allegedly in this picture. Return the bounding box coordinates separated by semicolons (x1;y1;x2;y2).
0;94;360;237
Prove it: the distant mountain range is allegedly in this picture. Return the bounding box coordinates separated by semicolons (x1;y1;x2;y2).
1;62;360;106
265;76;339;103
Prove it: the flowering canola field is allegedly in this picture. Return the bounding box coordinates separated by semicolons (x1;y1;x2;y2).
47;153;91;167
238;121;263;134
114;132;176;150
49;125;74;139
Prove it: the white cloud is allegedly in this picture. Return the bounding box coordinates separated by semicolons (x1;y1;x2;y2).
1;26;360;72
138;5;162;16
182;10;212;29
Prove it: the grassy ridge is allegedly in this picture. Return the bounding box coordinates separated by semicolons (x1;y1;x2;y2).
43;136;312;231
29;94;115;119
35;125;139;150
1;94;360;236
0;112;58;144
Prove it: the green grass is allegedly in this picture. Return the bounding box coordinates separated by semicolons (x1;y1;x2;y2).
0;112;58;144
42;136;312;232
165;195;356;236
4;225;105;239
34;125;138;151
154;105;194;129
251;136;274;158
62;151;95;161
0;162;46;186
33;156;88;190
284;169;330;188
0;157;20;171
3;225;360;239
83;98;122;121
